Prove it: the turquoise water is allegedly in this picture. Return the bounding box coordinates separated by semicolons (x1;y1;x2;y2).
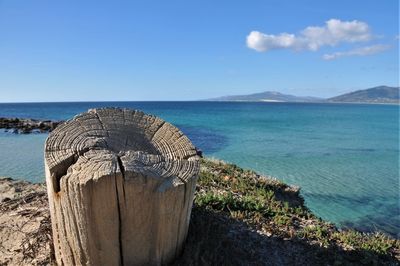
0;102;398;237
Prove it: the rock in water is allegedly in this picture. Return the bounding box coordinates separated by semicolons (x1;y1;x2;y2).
0;117;62;133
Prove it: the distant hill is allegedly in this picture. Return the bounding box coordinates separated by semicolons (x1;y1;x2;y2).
204;86;399;104
205;91;323;102
328;86;399;104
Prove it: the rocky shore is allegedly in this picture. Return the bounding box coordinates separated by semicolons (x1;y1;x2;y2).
0;158;399;265
0;118;62;134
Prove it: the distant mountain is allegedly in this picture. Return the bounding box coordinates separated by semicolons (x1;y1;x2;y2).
328;86;399;104
205;91;323;102
204;86;399;104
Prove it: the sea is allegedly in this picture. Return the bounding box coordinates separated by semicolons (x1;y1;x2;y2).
0;101;398;237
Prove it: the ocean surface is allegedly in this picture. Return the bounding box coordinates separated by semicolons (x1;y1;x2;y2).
0;102;398;237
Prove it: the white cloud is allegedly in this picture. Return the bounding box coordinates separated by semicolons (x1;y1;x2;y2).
247;19;372;52
322;44;390;60
246;31;296;52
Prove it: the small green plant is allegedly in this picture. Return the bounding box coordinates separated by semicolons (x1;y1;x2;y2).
273;214;291;226
194;158;399;263
333;230;399;255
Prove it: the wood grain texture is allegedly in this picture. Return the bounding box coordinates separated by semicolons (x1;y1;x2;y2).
44;108;199;266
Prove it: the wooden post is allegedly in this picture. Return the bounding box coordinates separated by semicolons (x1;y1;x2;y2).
44;108;199;266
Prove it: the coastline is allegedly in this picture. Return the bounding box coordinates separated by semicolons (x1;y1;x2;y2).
1;158;399;265
201;100;400;105
1;100;398;105
0;113;398;237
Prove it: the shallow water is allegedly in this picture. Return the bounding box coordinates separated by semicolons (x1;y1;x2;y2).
0;102;398;237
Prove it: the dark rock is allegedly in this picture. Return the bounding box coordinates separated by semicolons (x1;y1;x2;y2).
196;148;203;157
2;197;11;202
0;117;64;134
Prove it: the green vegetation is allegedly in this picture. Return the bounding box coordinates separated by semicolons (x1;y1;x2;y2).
175;158;400;265
2;158;398;265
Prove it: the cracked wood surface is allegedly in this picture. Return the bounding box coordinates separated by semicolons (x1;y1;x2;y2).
44;108;200;266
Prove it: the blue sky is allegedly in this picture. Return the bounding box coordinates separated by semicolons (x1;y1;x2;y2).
0;0;398;102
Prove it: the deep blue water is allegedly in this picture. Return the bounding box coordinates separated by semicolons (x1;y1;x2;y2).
0;101;399;237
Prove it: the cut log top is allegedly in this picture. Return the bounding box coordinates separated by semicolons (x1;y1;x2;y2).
45;108;199;192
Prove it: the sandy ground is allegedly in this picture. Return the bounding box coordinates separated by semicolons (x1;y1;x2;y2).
0;174;398;266
0;178;51;265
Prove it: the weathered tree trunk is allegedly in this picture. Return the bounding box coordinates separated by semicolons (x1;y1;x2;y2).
44;108;199;266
